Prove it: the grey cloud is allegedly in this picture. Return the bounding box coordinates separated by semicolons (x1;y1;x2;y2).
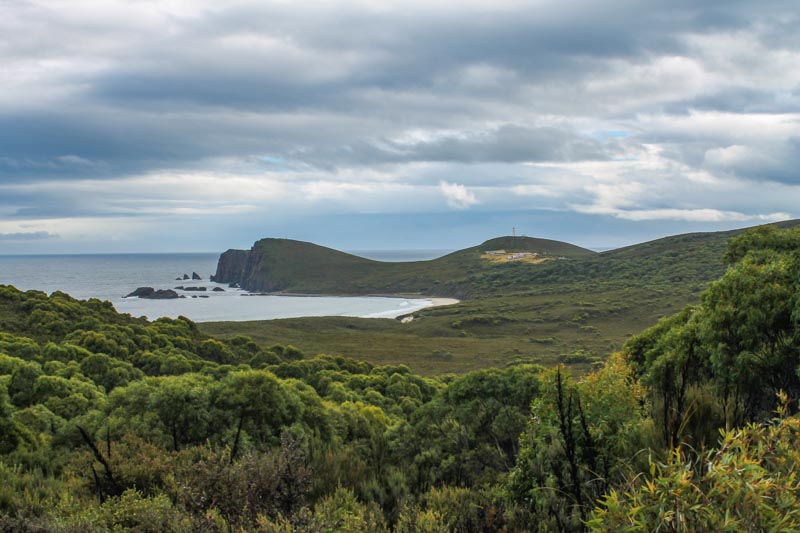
665;88;800;115
283;125;619;168
0;231;58;241
705;138;800;184
2;1;795;171
0;0;798;245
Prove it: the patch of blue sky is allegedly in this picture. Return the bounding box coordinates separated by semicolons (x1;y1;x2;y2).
593;130;633;139
258;154;293;171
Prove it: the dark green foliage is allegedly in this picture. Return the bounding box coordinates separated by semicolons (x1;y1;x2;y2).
507;355;648;531
2;223;800;531
408;365;542;490
0;285;548;529
627;225;800;442
0;386;30;454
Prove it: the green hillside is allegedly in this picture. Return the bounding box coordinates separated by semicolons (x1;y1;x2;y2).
203;221;800;374
212;235;595;297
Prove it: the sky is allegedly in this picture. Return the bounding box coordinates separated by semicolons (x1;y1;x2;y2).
1;0;799;254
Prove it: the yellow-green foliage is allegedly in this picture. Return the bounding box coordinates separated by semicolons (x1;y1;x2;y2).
507;354;649;531
589;397;800;532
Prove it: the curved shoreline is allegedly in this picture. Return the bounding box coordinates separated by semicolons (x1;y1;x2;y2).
424;297;460;308
237;290;461;319
363;297;461;320
116;285;461;323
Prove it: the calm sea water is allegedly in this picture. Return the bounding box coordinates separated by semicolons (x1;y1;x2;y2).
0;250;451;322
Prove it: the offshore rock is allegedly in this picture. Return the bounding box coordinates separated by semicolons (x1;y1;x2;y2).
183;274;190;280
192;272;202;280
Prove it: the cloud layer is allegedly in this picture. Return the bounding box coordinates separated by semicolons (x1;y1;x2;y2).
1;0;798;252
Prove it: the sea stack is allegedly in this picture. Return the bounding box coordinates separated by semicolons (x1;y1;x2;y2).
125;287;180;299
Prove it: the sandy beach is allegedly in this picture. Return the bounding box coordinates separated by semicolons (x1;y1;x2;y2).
427;297;460;308
376;297;461;321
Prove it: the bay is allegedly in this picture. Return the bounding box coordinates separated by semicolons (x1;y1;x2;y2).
0;252;448;322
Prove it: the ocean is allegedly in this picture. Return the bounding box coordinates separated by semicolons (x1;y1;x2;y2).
0;250;452;322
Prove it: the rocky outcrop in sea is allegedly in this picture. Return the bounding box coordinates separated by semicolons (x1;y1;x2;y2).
125;287;181;299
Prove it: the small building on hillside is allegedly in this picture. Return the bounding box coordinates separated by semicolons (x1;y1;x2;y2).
485;250;507;255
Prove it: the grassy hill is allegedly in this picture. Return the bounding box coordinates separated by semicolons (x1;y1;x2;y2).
202;221;800;375
211;235;595;297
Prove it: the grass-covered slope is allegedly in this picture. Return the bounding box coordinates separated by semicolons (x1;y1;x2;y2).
204;221;800;375
211;236;595;296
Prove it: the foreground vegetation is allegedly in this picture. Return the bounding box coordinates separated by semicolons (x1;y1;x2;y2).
2;224;800;530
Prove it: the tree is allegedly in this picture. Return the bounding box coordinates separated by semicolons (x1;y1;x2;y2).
149;374;213;451
216;370;300;457
508;355;647;532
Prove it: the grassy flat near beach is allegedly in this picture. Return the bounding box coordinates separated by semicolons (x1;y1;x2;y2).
201;287;689;375
202;221;800;375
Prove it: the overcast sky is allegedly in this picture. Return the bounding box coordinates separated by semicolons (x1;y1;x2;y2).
1;0;799;254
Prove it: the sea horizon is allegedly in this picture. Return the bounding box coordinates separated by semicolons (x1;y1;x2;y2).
0;249;454;259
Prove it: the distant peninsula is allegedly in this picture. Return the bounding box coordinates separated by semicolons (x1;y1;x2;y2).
211;236;595;297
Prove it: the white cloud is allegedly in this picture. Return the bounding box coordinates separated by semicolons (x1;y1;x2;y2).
439;181;479;209
571;205;792;223
511;184;563;198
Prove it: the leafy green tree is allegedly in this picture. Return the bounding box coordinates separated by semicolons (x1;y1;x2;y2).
217;369;300;456
408;365;542;491
80;353;143;392
0;384;30;454
0;333;40;361
198;338;236;364
508;354;647;531
626;226;800;441
149;374;213;451
699;247;800;424
7;360;43;407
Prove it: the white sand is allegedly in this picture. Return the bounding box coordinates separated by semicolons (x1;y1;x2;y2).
427;298;460;307
362;297;460;319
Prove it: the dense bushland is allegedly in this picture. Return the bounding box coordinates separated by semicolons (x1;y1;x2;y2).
2;226;800;531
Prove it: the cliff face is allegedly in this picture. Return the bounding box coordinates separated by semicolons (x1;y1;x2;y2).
210;249;250;285
236;249;281;292
211;247;286;292
210;237;490;296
